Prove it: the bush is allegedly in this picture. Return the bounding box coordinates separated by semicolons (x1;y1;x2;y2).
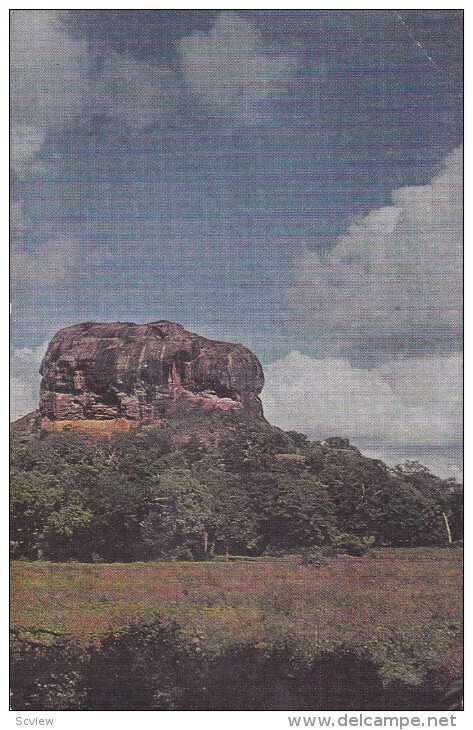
327;533;370;557
10;629;86;710
11;623;458;710
85;619;196;710
300;548;328;567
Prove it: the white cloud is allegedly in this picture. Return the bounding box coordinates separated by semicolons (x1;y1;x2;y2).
11;236;114;288
178;11;297;122
10;377;39;422
10;10;88;180
289;147;462;356
10;126;46;178
10;10;171;176
90;52;171;131
10;342;48;421
13;342;49;366
10;10;89;131
10;198;30;234
11;237;82;286
261;349;462;457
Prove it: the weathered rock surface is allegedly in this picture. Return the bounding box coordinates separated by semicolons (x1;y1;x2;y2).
39;321;266;435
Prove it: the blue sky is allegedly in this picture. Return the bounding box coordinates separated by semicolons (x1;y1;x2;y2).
10;10;463;477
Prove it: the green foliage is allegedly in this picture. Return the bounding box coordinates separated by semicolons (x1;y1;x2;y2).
330;533;371;557
197;470;261;555
10;428;463;561
85;620;194;710
10;470;64;558
247;475;338;552
10;629;86;710
10;620;461;711
300;547;329;567
141;470;214;560
10;434;160;560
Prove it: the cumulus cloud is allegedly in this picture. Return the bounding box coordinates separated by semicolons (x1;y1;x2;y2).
262;350;462;447
10;10;87;185
11;237;83;286
13;342;49;366
10;342;48;421
10;10;89;132
11;236;113;288
10;126;46;178
178;11;297;122
10;377;39;422
289;147;462;358
90;52;171;131
10;198;30;235
10;10;171;174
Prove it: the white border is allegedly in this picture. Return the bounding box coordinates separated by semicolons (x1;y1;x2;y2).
2;3;468;728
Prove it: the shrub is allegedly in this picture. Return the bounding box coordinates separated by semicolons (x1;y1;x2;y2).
10;629;86;710
329;533;370;557
85;619;196;710
10;622;461;711
300;548;328;567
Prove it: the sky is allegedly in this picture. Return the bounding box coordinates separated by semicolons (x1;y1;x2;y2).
10;9;463;478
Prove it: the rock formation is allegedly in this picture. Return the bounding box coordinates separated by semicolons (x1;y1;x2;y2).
39;321;266;438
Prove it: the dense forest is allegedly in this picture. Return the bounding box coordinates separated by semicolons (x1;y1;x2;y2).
10;423;463;562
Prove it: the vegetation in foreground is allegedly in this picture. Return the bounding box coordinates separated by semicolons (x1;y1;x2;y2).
11;549;462;711
10;423;463;709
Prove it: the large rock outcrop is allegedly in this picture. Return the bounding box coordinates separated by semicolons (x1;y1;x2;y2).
39;321;266;437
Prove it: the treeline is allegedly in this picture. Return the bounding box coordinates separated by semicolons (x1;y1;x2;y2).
10;427;463;561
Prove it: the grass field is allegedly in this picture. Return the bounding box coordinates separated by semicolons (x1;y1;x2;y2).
11;548;462;690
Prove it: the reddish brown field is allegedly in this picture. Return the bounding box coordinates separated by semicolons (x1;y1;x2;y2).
11;548;462;686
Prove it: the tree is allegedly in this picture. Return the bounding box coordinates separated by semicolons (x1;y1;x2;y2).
394;462;464;545
199;472;260;556
242;474;337;553
10;470;64;558
41;502;94;560
141;470;214;560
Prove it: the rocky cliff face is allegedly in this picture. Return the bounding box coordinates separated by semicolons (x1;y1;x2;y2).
39;321;266;437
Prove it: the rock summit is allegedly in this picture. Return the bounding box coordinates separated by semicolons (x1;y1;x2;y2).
39;321;266;438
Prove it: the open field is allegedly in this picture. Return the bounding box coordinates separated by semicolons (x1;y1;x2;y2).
11;548;462;686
